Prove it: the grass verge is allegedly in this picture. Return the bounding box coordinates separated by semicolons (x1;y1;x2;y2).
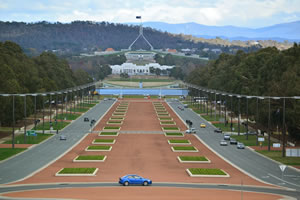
256;150;300;166
169;139;190;144
87;145;111;150
0;148;27;161
188;168;227;175
99;132;118;136
4;133;53;144
75;155;105;160
179;156;208;161
172;146;197;151
163;127;179;131
58;168;96;174
165;132;183;136
33;121;70;130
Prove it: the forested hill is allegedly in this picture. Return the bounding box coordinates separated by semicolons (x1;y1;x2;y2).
0;41;92;95
187;44;300;142
0;21;258;55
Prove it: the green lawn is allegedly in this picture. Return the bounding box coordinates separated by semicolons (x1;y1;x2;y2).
76;155;105;160
109;78;173;82
256;150;300;166
99;132;118;136
173;146;196;151
87;145;111;150
94;139;115;143
68;107;89;112
58;168;96;174
103;126;120;130
77;103;96;108
0;148;27;161
189;168;226;175
214;123;247;133
163;127;179;131
179;156;208;161
107;121;122;124
4;133;53;144
231;135;271;146
159;117;173;120
0;127;13;131
161;121;175;125
169;139;190;144
201;114;222;122
165;132;183;136
33;121;70;130
55;113;81;120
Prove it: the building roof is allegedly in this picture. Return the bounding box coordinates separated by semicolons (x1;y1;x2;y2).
105;48;114;52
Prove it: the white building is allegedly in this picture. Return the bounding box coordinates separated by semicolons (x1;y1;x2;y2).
110;63;174;75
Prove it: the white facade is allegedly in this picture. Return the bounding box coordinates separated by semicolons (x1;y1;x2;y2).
110;63;174;75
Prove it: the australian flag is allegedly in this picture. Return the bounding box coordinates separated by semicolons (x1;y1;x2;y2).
136;16;141;19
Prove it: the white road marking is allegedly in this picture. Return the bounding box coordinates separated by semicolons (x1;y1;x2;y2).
268;173;300;188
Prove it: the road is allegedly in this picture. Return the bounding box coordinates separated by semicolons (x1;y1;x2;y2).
0;99;116;184
166;99;300;192
0;182;299;200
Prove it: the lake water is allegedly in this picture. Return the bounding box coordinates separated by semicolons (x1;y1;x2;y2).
96;88;188;96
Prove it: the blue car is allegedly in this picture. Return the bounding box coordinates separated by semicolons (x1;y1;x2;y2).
119;174;152;186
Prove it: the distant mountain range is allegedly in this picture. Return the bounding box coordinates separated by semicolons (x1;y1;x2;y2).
130;21;300;42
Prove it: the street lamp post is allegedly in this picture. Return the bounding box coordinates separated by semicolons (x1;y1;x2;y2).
282;98;286;157
268;97;271;151
238;96;241;136
22;95;27;144
12;95;15;149
42;94;46;134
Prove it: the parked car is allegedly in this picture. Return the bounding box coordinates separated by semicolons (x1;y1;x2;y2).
214;128;222;133
237;142;245;149
220;140;228;146
200;123;206;128
119;175;152;186
230;138;238;145
224;134;230;140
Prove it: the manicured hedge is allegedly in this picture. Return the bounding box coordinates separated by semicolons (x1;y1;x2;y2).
179;156;208;161
76;155;105;160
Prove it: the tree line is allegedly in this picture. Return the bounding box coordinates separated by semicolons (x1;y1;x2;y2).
0;41;93;126
0;21;258;56
186;43;300;142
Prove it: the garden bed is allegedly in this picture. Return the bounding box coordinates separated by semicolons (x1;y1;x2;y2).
109;117;124;120
92;139;116;144
56;168;98;176
103;126;121;131
73;155;107;162
99;132;119;136
162;127;180;131
171;146;198;152
177;156;210;163
107;121;123;125
157;114;170;117
160;121;176;125
168;139;190;145
112;113;126;117
186;168;229;177
85;145;112;151
159;117;173;121
164;132;184;137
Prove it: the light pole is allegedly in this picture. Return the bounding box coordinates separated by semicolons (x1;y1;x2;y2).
246;96;253;140
20;94;27;144
32;94;37;130
42;94;47;134
237;95;241;136
268;97;271;151
215;92;217;121
282;98;286;157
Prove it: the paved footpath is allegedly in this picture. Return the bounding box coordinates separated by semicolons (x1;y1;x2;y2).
167;99;300;192
0;99;115;185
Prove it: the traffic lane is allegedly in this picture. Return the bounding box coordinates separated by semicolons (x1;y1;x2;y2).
0;182;299;199
167;101;300;190
0;100;115;184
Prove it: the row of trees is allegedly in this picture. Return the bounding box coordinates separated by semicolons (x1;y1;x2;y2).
155;53;207;80
0;41;93;126
0;21;259;56
186;44;300;142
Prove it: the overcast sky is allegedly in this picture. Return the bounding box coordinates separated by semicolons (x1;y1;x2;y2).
0;0;299;28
